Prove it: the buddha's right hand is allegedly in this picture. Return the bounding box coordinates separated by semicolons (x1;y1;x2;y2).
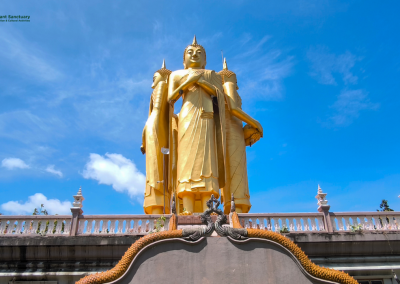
140;145;145;154
186;72;202;85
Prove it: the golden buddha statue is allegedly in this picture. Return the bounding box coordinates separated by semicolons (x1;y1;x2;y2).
141;37;263;215
168;36;227;214
141;60;172;214
218;58;263;213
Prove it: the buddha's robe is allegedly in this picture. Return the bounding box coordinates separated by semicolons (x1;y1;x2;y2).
143;81;170;214
176;70;226;199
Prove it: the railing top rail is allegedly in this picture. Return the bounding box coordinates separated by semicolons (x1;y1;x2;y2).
237;213;324;217
78;214;172;219
0;215;71;220
330;211;400;216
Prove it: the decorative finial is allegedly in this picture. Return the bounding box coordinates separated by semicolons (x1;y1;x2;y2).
315;184;329;209
223;58;228;70
230;193;236;213
162;59;166;69
72;186;84;214
192;35;197;45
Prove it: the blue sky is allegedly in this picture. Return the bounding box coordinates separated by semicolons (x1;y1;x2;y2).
1;1;399;215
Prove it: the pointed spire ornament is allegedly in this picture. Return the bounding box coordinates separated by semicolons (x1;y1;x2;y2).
162;59;166;69
192;35;197;45
315;184;329;209
223;58;228;70
72;186;84;214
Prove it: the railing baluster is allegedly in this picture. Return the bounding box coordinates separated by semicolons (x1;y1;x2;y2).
118;220;124;234
78;219;86;234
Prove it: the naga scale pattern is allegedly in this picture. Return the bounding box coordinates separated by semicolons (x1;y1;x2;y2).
247;229;358;284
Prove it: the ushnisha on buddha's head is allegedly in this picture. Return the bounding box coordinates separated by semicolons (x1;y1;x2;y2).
151;59;172;89
183;35;206;69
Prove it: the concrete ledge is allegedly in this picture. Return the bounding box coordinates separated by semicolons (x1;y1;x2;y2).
0;235;140;246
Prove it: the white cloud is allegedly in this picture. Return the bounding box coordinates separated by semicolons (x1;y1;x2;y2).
308;46;360;85
1;158;30;170
330;89;379;126
46;165;63;177
82;153;145;198
1;193;72;215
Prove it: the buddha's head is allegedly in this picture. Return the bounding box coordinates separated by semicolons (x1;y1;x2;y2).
183;35;206;69
152;59;172;89
218;58;239;90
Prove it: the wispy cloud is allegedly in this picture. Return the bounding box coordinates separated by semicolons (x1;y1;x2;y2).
329;89;379;126
308;46;377;126
231;35;293;101
82;153;145;198
1;193;72;215
153;20;162;33
308;46;360;85
46;165;63;178
0;29;63;82
0;110;66;143
1;158;30;170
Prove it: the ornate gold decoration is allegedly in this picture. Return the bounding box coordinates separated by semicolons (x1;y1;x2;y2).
178;211;193;216
76;230;183;284
247;229;358;284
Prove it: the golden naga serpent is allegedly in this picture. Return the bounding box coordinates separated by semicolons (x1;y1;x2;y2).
76;213;357;284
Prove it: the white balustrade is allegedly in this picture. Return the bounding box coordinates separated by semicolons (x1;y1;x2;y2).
330;212;400;232
238;213;326;232
0;215;71;235
2;211;399;236
76;215;170;235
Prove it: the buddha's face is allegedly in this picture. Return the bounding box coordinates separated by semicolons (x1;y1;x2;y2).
151;72;165;89
184;46;206;69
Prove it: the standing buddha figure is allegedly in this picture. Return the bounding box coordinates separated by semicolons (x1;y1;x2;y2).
218;58;263;213
168;36;227;214
141;60;172;214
